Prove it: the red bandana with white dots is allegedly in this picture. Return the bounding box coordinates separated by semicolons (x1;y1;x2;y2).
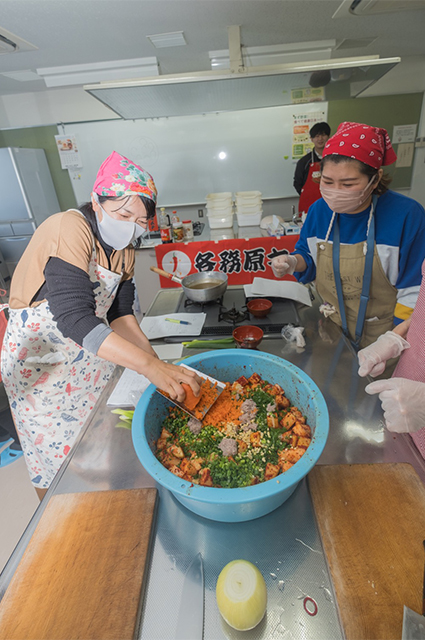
322;121;397;169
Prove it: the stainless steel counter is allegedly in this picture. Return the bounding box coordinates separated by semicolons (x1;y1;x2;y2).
1;288;424;639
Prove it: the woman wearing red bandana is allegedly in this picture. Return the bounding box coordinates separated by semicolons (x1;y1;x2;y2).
1;151;201;498
272;122;425;350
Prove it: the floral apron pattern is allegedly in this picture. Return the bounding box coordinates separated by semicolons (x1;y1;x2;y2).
1;212;123;488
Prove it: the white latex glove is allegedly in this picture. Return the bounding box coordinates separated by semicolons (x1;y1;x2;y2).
365;378;425;433
357;331;410;378
271;254;298;278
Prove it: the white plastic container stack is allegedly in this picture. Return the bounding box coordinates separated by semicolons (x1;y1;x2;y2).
234;191;263;226
205;192;234;229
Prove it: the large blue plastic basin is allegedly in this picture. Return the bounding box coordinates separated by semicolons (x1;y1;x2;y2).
132;349;329;522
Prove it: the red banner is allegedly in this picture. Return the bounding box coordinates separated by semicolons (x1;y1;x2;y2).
155;236;299;287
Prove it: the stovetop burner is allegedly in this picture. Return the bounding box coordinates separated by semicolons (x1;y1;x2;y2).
173;289;301;336
184;296;224;311
218;303;249;325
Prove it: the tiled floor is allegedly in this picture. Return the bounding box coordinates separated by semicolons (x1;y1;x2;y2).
0;440;39;575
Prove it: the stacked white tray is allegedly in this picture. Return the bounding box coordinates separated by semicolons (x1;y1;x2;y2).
234;191;263;226
205;192;234;229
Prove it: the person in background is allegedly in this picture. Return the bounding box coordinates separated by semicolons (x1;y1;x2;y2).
1;151;200;498
357;257;425;458
293;122;331;214
272;122;425;349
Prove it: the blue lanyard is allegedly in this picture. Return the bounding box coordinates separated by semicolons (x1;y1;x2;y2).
332;195;377;349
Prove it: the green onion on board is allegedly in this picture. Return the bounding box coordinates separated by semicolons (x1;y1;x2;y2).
112;408;134;429
182;338;236;349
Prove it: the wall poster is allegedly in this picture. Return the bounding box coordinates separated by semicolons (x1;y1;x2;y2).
55;134;82;169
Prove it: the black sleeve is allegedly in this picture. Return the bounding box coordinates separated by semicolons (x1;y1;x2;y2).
293;154;309;195
107;279;135;324
42;257;106;347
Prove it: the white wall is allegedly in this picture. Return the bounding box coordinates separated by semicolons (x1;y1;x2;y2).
0;87;119;129
408;94;425;208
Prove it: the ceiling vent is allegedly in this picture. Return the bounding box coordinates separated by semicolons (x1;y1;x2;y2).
0;70;41;82
0;27;37;54
333;0;425;17
146;32;187;48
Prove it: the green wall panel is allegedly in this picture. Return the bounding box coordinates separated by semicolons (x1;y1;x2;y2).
0;125;77;211
328;93;424;189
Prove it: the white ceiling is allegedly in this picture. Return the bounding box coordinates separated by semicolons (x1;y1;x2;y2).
0;0;424;97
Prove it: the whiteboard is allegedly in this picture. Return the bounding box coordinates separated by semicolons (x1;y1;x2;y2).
64;103;327;206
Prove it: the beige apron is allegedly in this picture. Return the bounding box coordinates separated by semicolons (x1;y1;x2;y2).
315;211;397;350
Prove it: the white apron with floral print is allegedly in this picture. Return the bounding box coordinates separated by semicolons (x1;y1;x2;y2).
1;211;123;488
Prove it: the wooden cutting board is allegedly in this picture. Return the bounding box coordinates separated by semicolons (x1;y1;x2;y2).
0;488;157;640
309;463;425;640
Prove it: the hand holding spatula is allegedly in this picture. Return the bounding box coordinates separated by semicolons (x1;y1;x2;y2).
157;363;225;420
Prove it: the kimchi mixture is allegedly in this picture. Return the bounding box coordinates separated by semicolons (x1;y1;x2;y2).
155;372;312;488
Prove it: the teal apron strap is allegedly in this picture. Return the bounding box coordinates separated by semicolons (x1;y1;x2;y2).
332;195;377;350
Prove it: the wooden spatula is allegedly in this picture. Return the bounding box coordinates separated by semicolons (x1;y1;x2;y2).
156;363;225;420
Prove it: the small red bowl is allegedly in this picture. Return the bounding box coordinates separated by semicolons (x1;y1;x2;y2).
247;298;273;318
232;325;264;349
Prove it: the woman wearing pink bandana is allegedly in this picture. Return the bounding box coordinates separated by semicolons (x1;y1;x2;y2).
1;151;201;498
272;121;425;350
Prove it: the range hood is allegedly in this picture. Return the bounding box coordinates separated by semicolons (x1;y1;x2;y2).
84;26;399;119
84;55;399;119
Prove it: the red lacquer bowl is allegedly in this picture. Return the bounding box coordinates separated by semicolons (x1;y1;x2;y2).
233;325;264;349
247;298;273;318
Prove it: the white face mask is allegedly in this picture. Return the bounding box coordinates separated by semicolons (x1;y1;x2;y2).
93;194;147;249
135;224;149;239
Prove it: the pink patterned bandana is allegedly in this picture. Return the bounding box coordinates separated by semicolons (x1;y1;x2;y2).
323;122;397;170
93;151;157;202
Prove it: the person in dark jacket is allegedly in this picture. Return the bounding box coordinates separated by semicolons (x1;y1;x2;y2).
294;122;331;213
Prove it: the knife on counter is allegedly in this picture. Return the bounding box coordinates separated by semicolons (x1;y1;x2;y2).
175;553;204;640
402;541;425;640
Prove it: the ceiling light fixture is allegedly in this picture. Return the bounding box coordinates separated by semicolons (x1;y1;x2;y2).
147;32;187;48
209;40;337;70
36;57;159;88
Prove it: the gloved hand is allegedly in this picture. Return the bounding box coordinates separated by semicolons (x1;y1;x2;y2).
365;377;425;433
357;331;410;378
271;254;298;278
